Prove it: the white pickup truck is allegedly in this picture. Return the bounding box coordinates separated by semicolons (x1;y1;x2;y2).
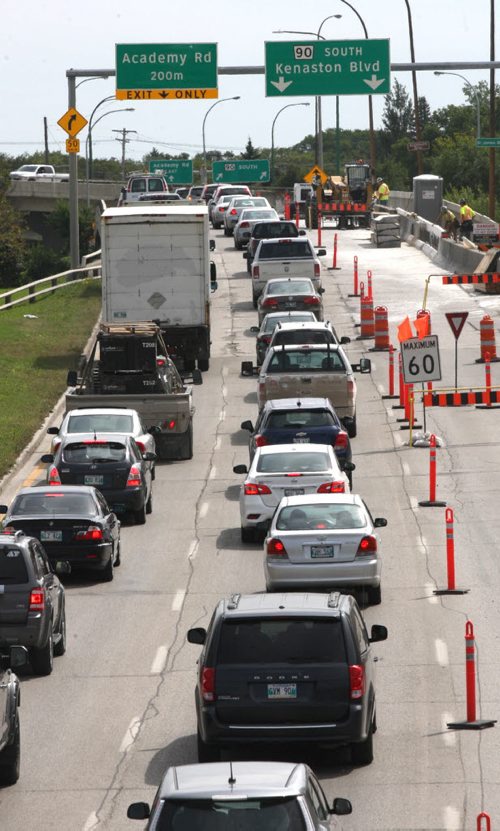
9;164;69;182
250;237;326;307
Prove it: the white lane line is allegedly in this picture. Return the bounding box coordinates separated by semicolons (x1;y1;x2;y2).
394;434;403;447
171;588;186;611
150;645;168;675
370;360;377;371
119;717;141;754
442;804;460;829
222;385;228;397
442;713;456;747
385;407;394;418
403;462;410;476
83;812;98;831
222;365;228;377
187;540;199;560
435;639;449;667
410;496;419;511
199;501;209;518
219;409;226;421
425;581;439;604
215;436;222;450
377;383;384;395
209;466;217;479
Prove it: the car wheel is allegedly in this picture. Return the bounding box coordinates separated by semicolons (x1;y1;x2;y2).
252;295;258;309
197;731;221;763
53;605;66;656
346;414;357;439
31;632;54;676
241;526;255;543
368;584;382;605
146;489;153;515
0;717;20;786
114;540;121;567
247;261;251;274
198;358;209;372
223;226;230;236
347;469;353;490
134;503;147;526
100;554;114;581
234;240;242;250
351;720;374;765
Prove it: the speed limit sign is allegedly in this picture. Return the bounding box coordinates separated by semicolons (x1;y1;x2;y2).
401;335;442;383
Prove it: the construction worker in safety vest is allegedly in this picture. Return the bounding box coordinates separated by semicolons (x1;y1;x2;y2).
440;205;459;241
375;177;390;205
459;198;476;240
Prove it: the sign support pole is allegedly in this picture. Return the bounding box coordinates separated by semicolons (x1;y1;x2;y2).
67;75;79;270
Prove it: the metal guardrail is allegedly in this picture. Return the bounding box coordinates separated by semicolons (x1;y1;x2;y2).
0;264;102;312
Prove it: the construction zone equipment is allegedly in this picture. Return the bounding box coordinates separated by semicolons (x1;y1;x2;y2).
371;306;390;351
360;291;375;339
475;315;499;362
305;162;373;230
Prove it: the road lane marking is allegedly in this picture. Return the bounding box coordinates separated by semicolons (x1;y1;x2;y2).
150;645;168;675
215;436;222;450
187;540;198;560
442;713;456;747
199;501;209;518
219;409;226;421
410;496;419;511
171;589;186;611
443;805;460;829
425;581;438;604
209;466;217;479
222;365;228;377
119;716;141;753
83;812;98;831
403;462;410;476
222;385;228;397
394;434;403;446
377;383;384;395
22;462;45;489
435;639;449;667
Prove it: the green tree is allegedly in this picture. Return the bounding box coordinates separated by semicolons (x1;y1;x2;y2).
382;80;414;139
241;138;258;159
0;197;26;287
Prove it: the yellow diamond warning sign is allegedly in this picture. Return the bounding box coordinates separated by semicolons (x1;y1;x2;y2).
303;164;328;185
58;108;88;138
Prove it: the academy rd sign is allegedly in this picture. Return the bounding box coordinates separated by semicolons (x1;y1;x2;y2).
115;43;218;100
265;39;390;97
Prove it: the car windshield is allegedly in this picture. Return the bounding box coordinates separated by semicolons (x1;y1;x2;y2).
0;547;28;583
277;503;365;531
67;414;134;434
253;222;299;239
267;350;345;373
217;618;346;664
266;281;313;296
241;210;277;221
11;492;98;516
155;797;306;830
258;241;311;259
62;441;126;462
257;451;331;473
266;410;336;429
273;330;335;346
232;198;263;207
262;314;315;334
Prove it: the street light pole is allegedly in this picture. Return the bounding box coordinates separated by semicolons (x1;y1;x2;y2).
87;95;115;181
201;96;241;184
271;103;310;182
86;108;134;204
403;0;424;175
433;71;481;138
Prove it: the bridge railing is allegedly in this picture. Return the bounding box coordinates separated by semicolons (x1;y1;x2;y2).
0;263;102;312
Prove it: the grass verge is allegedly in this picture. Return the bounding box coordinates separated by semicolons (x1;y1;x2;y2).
0;279;101;480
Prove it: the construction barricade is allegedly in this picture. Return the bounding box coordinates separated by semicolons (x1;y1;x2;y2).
370;306;390;351
476;315;498;362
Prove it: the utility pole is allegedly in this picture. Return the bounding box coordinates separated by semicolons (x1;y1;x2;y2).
112;128;137;180
43;117;49;164
489;0;496;219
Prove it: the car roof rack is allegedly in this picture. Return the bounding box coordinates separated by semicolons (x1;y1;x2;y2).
227;593;241;610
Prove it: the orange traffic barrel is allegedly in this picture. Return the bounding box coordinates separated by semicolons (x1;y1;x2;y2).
360;294;375;338
372;306;390;350
476;315;499;363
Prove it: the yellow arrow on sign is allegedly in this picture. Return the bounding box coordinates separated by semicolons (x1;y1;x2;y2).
58;108;88;138
303;164;328;185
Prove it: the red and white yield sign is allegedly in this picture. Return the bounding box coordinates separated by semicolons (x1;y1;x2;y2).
445;312;469;340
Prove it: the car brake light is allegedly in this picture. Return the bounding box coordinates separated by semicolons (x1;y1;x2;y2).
127;466;142;487
314;263;320;277
161;419;176;430
317;481;345;493
83;440;107;444
349;664;364;699
303;296;320;305
286;472;302;477
252;266;260;279
254;435;269;448
267;538;287;557
219;206;227;212
74;525;104;541
240;221;250;228
334;431;349;449
244;482;272;495
356;535;377;556
201;667;216;702
29;588;45;612
230;209;237;215
263;298;278;307
48;466;61;485
135;441;146;453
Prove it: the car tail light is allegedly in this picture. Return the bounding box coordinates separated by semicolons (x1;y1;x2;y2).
349;664;364;699
161;419;176;430
219;206;227;212
334;431;349;449
286;472;302;477
48;466;61;485
230;209;237;215
201;667;216;702
303;296;320;305
259;335;271;345
252;266;260;279
244;482;272;495
135;441;146;453
267;538;287;557
263;298;278;308
29;588;45;612
314;263;320;277
83;440;107;444
73;525;104;541
254;435;268;448
240;221;250;228
356;535;377;556
317;481;346;493
127;466;142;487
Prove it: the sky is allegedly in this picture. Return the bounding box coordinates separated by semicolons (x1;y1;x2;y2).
0;0;494;165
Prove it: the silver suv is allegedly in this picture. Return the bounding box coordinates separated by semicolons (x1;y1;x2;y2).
127;761;352;828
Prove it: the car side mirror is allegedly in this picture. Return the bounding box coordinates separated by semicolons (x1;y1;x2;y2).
298;229;306;236
187;627;206;645
142;452;157;462
317;247;327;256
340;336;351;345
240;420;254;432
209;239;216;251
54;561;72;576
233;464;248;474
331;798;352;816
359;357;371;373
127;803;151;820
369;624;388;643
67;370;78;387
0;504;8;514
47;426;60;435
242;251;248;258
41;454;54;464
192;369;203;385
319;287;325;294
8;645;28;670
250;326;259;334
374;517;387;528
343;462;356;472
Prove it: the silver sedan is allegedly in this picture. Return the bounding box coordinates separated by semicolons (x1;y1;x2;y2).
223;196;271;237
234;443;351;543
233;207;279;249
257;278;324;325
264;493;386;602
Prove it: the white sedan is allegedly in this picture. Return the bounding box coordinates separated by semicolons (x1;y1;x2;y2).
264;493;386;603
47;407;156;460
233;444;352;543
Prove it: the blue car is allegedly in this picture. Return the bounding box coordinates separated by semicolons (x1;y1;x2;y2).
241;397;353;482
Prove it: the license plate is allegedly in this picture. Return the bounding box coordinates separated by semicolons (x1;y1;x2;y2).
267;683;297;699
284;302;296;308
40;530;62;542
293;437;310;444
84;475;104;486
284;488;305;496
311;545;335;558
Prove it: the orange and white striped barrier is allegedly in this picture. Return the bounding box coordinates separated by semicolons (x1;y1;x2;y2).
370;306;390;351
476;315;499;363
359;291;374;339
433;507;469;595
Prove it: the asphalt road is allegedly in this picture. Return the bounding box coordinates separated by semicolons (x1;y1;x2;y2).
1;221;500;831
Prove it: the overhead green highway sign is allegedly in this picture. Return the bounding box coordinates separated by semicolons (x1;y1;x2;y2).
265;39;390;97
148;159;193;183
115;43;218;99
212;159;270;183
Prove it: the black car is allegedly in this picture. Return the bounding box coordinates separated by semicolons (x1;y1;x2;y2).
252;312;318;367
0;645;27;785
244;219;305;272
241;397;353;479
188;591;387;765
41;433;155;525
1;486;121;581
0;530;67;676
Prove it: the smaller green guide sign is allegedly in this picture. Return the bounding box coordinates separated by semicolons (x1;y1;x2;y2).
212;159;270;183
148;160;193;183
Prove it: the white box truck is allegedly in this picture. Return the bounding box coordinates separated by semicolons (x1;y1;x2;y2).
101;204;217;371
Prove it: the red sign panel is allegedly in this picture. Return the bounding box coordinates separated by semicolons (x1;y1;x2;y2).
445;312;469;340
